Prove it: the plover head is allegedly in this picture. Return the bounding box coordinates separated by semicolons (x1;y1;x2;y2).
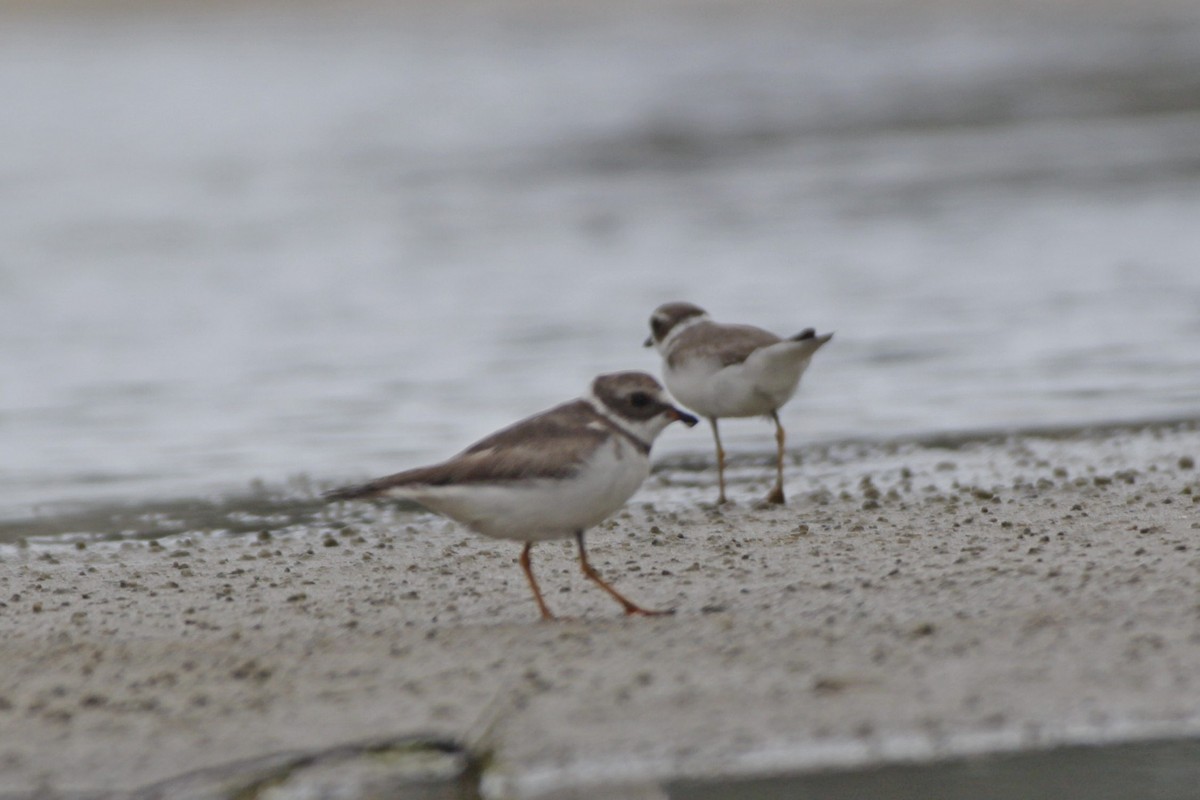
644;302;709;349
589;371;698;443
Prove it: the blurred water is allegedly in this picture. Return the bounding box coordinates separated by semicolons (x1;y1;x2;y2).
2;0;1200;522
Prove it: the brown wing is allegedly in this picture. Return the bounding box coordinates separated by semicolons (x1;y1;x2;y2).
324;400;607;500
666;321;781;369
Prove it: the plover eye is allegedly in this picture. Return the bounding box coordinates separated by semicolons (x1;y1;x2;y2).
629;391;651;408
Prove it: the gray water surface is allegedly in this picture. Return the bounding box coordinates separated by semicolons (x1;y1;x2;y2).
668;736;1200;800
3;0;1200;524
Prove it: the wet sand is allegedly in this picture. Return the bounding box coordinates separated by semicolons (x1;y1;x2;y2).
2;421;1200;798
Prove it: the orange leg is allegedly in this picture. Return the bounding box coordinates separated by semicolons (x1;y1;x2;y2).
575;532;671;617
766;410;786;505
520;542;555;621
708;417;728;505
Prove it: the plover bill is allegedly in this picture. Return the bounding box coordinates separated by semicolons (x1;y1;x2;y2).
325;371;698;620
645;302;832;505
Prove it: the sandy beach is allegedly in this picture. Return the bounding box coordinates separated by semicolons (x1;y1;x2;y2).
2;421;1199;798
4;0;1200;795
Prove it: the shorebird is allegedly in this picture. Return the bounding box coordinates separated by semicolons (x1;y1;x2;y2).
326;371;697;620
645;302;831;505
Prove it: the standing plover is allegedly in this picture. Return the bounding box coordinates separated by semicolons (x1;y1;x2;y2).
326;371;697;620
645;302;831;505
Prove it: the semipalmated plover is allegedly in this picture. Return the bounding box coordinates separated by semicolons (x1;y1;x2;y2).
325;371;698;620
645;302;831;505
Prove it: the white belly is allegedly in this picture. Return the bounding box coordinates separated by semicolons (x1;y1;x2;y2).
665;358;805;419
403;437;650;541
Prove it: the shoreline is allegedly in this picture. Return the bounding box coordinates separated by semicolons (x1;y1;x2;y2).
5;413;1199;546
2;420;1199;797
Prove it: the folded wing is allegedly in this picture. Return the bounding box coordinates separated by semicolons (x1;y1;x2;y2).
324;400;609;500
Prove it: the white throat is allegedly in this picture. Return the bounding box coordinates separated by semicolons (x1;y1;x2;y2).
584;392;663;449
656;313;709;354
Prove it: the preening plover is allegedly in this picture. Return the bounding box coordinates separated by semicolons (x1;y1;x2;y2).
326;371;698;620
645;302;831;505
